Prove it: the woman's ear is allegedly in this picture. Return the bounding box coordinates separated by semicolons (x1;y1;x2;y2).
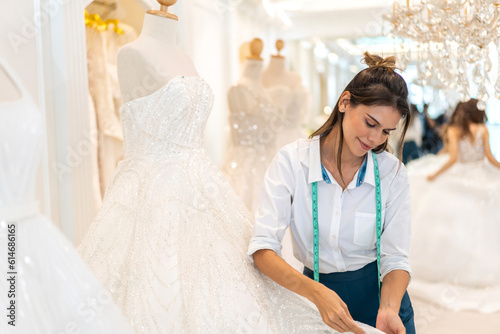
338;91;351;113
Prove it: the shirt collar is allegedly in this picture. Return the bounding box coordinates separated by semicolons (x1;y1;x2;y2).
307;136;375;187
308;136;323;184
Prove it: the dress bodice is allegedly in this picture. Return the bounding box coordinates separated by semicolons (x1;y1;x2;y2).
458;126;484;163
120;76;213;158
227;86;281;149
267;84;308;128
0;69;42;218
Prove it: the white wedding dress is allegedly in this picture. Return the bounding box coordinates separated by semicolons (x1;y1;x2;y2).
267;84;310;150
407;127;500;313
222;85;283;212
0;60;135;334
78;75;382;334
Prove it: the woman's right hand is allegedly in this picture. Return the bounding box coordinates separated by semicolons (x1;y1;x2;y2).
308;282;365;334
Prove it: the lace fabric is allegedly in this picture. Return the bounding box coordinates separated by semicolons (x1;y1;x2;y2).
79;76;382;333
458;126;485;162
222;86;284;212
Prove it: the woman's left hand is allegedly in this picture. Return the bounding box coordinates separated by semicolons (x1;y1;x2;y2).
376;308;405;334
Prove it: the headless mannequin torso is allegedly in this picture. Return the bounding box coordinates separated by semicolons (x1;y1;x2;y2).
117;2;198;103
262;40;302;90
228;38;271;110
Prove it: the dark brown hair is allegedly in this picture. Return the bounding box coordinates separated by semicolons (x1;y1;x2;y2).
450;98;487;141
310;52;410;182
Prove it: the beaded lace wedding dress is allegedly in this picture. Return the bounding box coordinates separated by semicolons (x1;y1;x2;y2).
267;84;310;150
78;75;382;333
222;85;283;212
0;59;135;334
407;126;500;313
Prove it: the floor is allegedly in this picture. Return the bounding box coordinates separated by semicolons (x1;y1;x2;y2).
411;295;500;334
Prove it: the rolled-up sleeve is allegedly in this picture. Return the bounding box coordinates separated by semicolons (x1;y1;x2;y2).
380;164;412;281
247;150;295;262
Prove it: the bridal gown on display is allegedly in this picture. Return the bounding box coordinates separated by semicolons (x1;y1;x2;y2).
222;86;284;212
78;75;382;334
267;84;310;150
407;126;500;313
0;61;135;334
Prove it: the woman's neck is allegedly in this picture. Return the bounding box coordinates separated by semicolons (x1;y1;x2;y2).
139;13;178;45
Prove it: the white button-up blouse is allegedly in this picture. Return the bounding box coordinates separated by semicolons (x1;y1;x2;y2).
247;136;412;280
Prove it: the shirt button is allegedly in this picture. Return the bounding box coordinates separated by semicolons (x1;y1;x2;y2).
335;211;340;215
332;235;337;239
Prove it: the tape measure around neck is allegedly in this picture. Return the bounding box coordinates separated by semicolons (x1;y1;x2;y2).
312;151;382;301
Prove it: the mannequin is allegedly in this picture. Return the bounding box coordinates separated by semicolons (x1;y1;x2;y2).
117;0;198;103
261;40;310;273
0;66;22;102
223;38;281;213
261;39;302;90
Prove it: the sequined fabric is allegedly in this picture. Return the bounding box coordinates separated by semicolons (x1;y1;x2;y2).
458;126;485;162
222;86;284;212
267;85;310;150
78;76;382;334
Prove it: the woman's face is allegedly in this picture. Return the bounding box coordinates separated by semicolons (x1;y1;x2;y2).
341;103;401;158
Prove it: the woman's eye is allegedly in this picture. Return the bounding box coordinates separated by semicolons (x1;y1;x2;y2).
383;130;391;136
365;120;375;128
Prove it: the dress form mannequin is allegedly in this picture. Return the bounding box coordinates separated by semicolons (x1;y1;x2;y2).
223;38;280;212
117;0;198;103
261;40;302;90
261;40;309;273
0;66;22;102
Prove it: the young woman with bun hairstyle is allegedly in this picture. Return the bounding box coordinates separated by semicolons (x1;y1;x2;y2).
248;52;415;334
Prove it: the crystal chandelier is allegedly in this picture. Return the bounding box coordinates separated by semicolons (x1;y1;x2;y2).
385;0;500;110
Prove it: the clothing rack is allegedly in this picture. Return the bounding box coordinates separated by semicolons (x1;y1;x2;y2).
87;1;117;21
85;10;124;34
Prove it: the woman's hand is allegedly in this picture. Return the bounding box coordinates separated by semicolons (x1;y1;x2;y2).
376;308;405;334
308;283;365;334
426;173;437;181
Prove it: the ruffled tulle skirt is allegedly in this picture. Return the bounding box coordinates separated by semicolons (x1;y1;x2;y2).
79;148;381;333
0;214;136;334
407;154;500;312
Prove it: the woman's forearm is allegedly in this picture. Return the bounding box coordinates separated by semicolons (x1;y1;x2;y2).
253;249;319;301
428;157;456;180
379;270;410;313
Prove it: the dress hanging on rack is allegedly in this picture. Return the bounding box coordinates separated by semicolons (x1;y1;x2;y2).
0;56;136;334
85;12;137;204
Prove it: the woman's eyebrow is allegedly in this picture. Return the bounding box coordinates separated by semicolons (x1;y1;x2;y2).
367;114;397;131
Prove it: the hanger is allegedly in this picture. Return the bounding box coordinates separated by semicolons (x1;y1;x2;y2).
85;9;124;34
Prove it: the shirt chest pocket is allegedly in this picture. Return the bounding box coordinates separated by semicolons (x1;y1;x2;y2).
353;212;377;247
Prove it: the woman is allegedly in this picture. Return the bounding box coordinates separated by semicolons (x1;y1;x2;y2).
248;52;415;334
408;99;500;313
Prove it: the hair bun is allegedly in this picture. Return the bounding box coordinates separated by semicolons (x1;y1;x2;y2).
362;52;397;71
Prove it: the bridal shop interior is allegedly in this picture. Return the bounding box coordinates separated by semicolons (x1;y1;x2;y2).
1;0;500;333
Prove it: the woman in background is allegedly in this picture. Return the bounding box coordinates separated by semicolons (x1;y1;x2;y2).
407;98;500;313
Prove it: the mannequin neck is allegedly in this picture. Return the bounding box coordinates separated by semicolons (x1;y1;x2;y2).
266;56;286;74
238;59;264;86
139;13;178;45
